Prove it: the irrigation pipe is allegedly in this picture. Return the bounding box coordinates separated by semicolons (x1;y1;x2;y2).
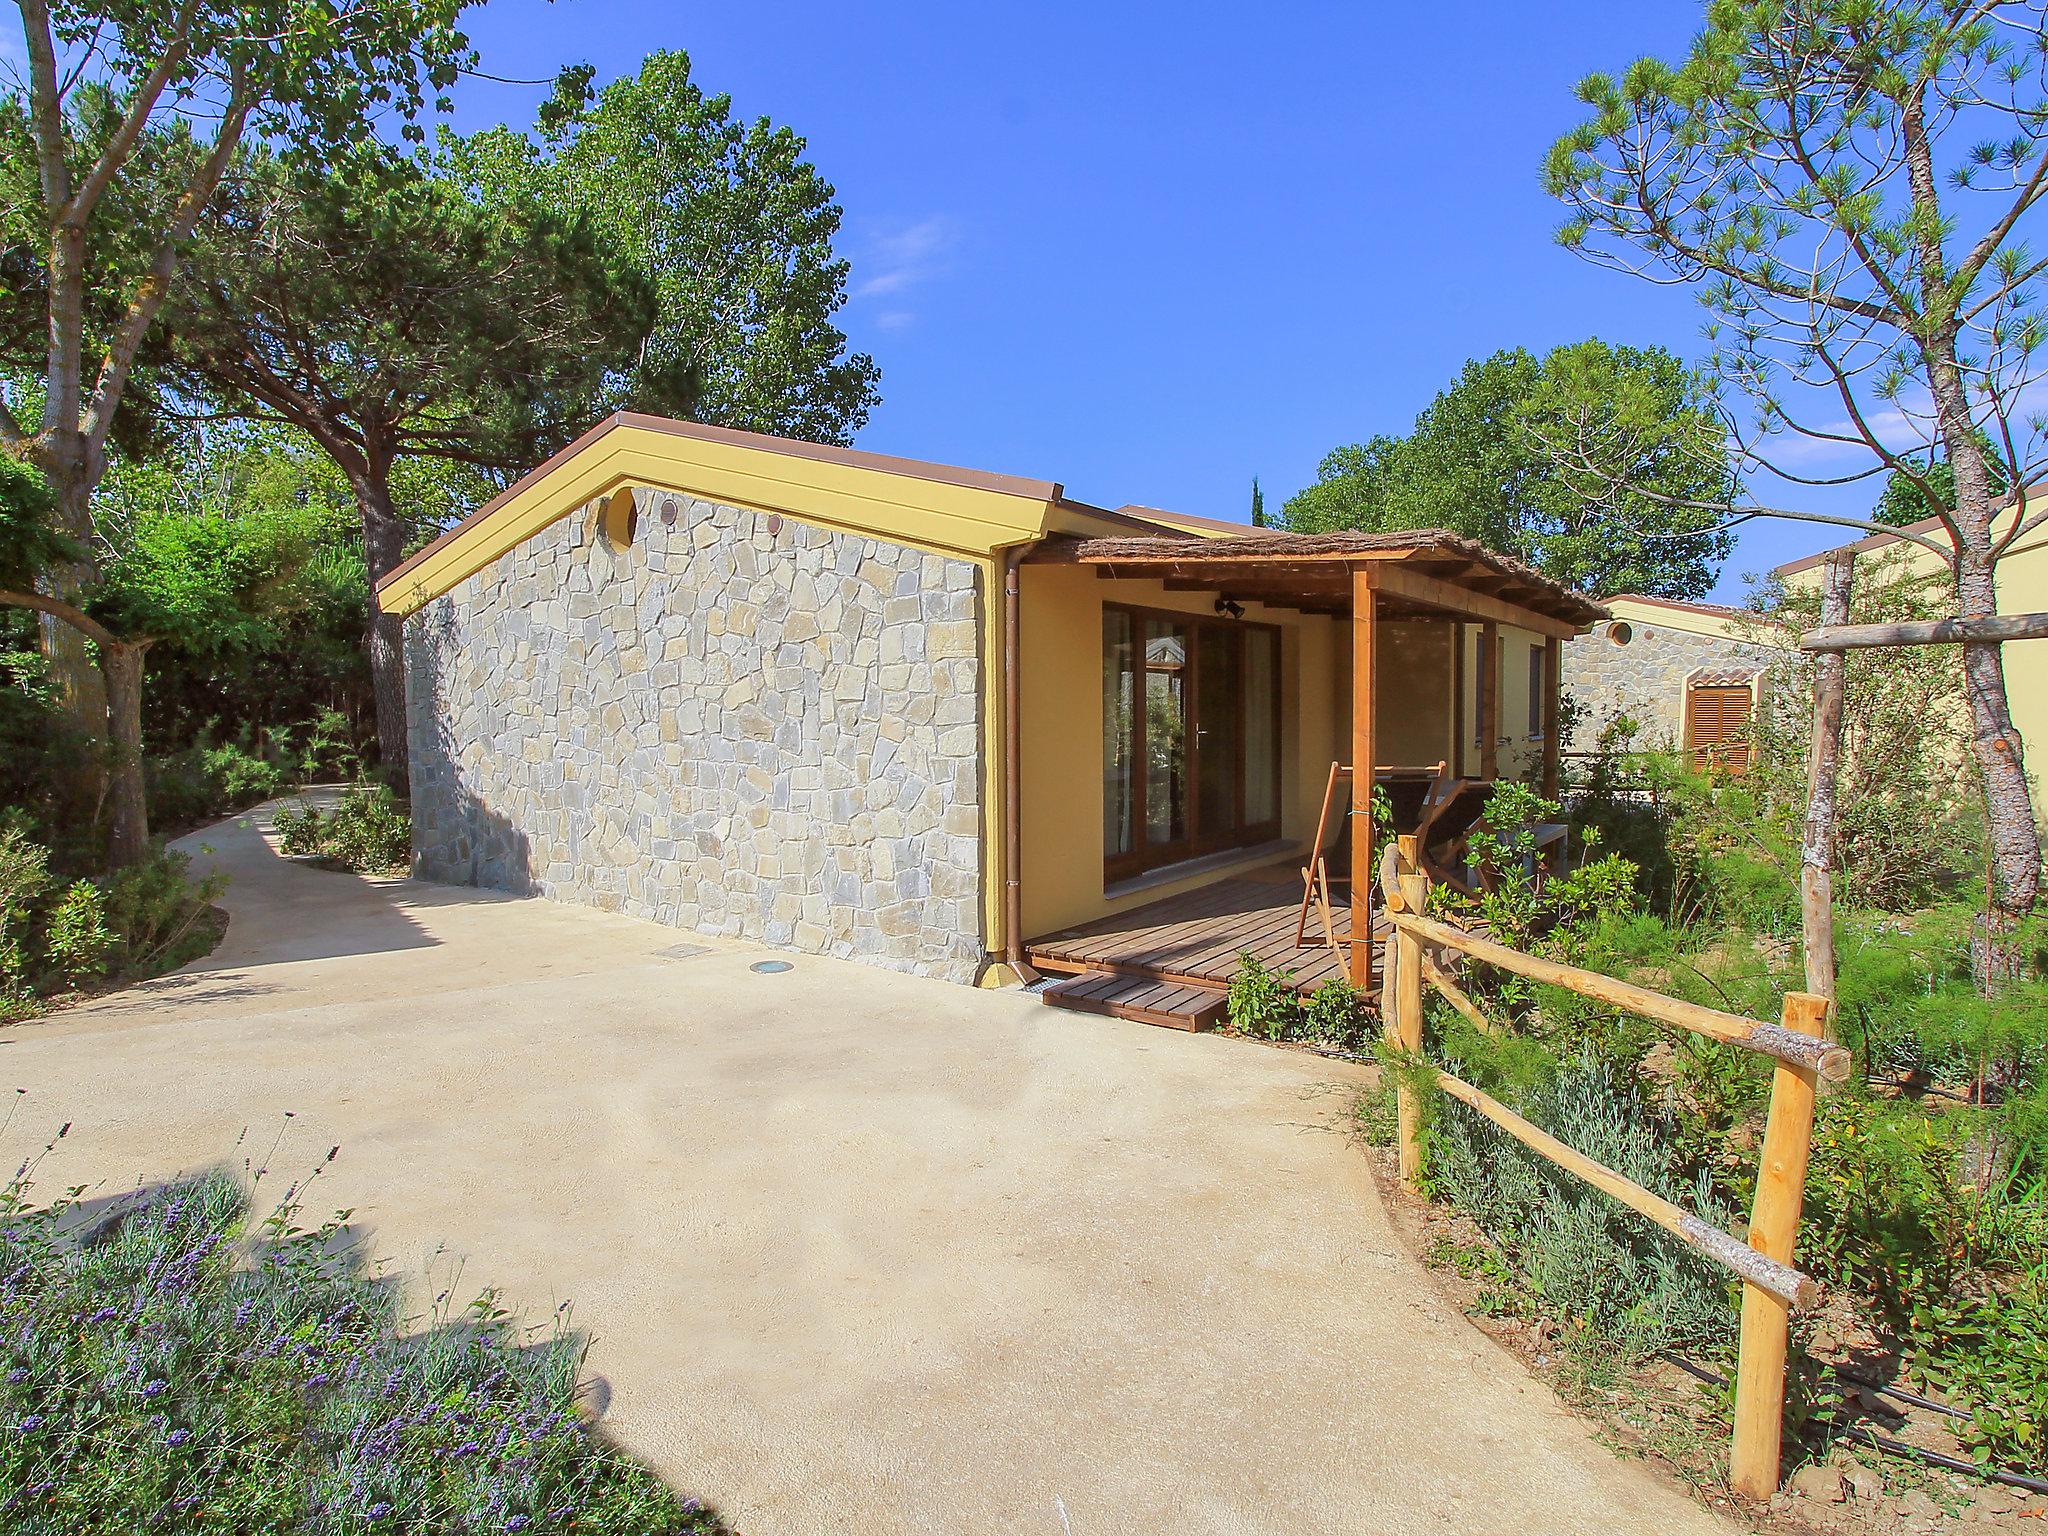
1658;1353;2048;1496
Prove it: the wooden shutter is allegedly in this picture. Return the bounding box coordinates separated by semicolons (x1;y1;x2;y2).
1686;685;1754;771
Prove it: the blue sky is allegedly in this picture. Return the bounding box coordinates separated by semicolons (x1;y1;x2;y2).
447;0;1858;600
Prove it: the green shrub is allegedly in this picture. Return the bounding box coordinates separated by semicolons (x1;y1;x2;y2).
42;882;115;986
275;786;412;874
0;1155;724;1533
148;739;288;830
0;819;52;1006
1301;976;1373;1050
1426;1047;1736;1360
1226;951;1300;1039
98;848;228;976
1226;955;1377;1050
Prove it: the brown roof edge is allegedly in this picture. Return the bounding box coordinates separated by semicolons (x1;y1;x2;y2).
376;412;1067;596
1771;514;1942;578
1771;481;2048;577
1040;527;1609;625
1114;503;1254;536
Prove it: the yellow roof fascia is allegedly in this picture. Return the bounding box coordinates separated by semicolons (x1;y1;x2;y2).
378;419;1063;617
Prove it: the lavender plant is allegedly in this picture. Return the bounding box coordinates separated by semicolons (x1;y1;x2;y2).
0;1130;722;1533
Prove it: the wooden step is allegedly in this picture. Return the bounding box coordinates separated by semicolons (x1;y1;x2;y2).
1039;970;1230;1032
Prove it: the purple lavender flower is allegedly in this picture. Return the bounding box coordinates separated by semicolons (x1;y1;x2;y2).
142;1378;167;1398
17;1415;42;1432
167;1428;190;1447
505;1518;530;1532
87;1306;118;1324
366;1502;393;1521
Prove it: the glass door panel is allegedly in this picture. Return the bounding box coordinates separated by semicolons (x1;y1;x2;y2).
1142;620;1189;850
1103;610;1136;857
1195;624;1243;847
1243;627;1279;830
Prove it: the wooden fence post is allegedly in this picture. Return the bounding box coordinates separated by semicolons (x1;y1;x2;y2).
1730;990;1829;1500
1390;836;1428;1190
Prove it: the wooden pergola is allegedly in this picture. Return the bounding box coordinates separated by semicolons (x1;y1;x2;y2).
1030;529;1608;988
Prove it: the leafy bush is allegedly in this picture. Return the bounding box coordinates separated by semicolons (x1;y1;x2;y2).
0;1152;723;1533
0;825;225;1019
1225;954;1373;1049
1226;952;1300;1039
148;739;289;831
42;882;115;987
275;786;412;874
0;819;52;1006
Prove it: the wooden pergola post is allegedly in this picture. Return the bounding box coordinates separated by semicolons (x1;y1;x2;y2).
1350;566;1378;989
1478;620;1500;781
1541;635;1561;801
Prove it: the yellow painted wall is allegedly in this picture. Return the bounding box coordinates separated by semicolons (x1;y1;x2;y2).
1018;565;1345;938
1455;622;1553;783
1372;621;1458;768
1781;511;2048;813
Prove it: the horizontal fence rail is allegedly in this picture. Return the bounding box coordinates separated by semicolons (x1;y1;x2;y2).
1385;908;1850;1085
1375;834;1833;1500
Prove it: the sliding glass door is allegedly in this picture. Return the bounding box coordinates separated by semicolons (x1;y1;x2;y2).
1103;606;1281;882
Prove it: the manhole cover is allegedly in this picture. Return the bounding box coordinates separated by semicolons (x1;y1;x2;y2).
749;959;794;974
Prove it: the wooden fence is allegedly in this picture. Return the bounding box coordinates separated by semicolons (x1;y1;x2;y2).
1375;836;1850;1500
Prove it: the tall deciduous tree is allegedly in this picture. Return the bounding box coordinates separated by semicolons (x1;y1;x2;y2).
441;52;880;444
163;149;651;782
1544;0;2048;969
1282;342;1735;598
1;0;472;862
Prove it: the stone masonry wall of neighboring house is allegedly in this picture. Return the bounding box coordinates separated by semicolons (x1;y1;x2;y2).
403;488;987;983
1563;615;1777;749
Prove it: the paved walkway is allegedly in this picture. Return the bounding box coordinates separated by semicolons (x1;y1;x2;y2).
4;801;1731;1536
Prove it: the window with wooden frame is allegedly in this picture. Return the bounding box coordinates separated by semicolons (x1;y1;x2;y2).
1685;682;1755;771
1526;642;1546;739
1103;604;1281;882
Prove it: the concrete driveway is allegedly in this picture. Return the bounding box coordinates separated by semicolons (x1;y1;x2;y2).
4;801;1730;1536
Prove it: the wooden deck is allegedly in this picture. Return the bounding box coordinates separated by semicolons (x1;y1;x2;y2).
1025;867;1388;998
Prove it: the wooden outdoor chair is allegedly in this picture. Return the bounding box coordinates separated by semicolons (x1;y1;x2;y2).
1410;778;1496;898
1294;761;1449;951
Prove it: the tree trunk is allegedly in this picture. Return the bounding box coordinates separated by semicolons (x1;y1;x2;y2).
1956;546;2038;989
32;448;111;821
101;638;151;869
1800;552;1853;1016
1929;366;2041;989
352;465;410;792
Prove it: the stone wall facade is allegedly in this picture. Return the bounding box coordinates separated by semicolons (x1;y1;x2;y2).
404;489;987;983
1563;614;1776;749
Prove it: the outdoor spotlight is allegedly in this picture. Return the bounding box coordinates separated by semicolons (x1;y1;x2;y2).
1215;596;1245;620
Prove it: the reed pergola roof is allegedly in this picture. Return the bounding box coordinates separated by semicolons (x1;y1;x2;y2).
1027;528;1608;636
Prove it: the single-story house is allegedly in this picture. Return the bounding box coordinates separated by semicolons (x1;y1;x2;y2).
376;414;1604;1025
1562;595;1782;769
1777;496;2047;817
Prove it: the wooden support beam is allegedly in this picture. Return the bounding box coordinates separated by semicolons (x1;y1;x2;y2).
1350;567;1378;989
1367;563;1583;640
1799;610;2048;651
1478;622;1500;782
1541;635;1561;801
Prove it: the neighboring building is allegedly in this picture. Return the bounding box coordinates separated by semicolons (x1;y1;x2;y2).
1563;594;1781;767
1776;496;2047;815
377;414;1602;1021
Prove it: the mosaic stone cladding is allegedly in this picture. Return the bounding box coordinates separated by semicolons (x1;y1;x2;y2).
404;488;987;982
1563;612;1776;748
